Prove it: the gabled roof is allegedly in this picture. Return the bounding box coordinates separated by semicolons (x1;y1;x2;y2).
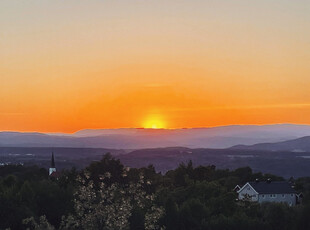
248;181;296;194
233;185;241;192
238;182;259;194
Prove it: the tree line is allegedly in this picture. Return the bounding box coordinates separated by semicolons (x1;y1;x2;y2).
0;153;310;230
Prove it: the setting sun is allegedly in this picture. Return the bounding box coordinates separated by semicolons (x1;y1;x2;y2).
143;116;166;129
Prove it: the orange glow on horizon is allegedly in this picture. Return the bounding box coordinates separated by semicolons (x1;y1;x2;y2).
1;1;310;133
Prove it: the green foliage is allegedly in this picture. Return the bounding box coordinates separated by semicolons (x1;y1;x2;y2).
86;153;127;186
0;166;75;230
261;203;295;230
0;154;310;230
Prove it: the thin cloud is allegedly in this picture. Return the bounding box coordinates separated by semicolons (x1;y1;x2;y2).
166;103;310;112
0;112;27;115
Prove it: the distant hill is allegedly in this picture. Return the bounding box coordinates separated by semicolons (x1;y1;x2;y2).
118;147;310;178
1;145;310;178
231;136;310;152
3;124;310;149
0;147;126;170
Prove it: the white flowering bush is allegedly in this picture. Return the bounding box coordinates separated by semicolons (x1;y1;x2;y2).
24;172;165;229
23;216;55;230
59;171;164;229
22;154;165;230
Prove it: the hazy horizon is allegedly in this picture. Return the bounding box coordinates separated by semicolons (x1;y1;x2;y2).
2;122;310;134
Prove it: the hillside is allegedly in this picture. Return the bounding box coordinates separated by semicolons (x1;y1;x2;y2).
1;146;310;178
118;147;310;178
231;136;310;152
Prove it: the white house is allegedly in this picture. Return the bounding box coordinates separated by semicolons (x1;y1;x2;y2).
237;180;297;206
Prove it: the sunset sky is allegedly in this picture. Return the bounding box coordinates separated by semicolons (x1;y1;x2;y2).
1;0;310;133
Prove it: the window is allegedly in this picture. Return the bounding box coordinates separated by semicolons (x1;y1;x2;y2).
262;195;265;198
282;194;285;198
270;194;277;198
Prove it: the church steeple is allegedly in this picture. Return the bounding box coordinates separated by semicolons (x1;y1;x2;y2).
49;152;56;176
51;152;55;168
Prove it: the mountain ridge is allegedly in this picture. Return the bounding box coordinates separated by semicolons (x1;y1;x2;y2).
3;124;310;149
231;136;310;152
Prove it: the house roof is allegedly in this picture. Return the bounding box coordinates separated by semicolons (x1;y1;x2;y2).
248;181;296;194
50;171;61;178
234;185;241;191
